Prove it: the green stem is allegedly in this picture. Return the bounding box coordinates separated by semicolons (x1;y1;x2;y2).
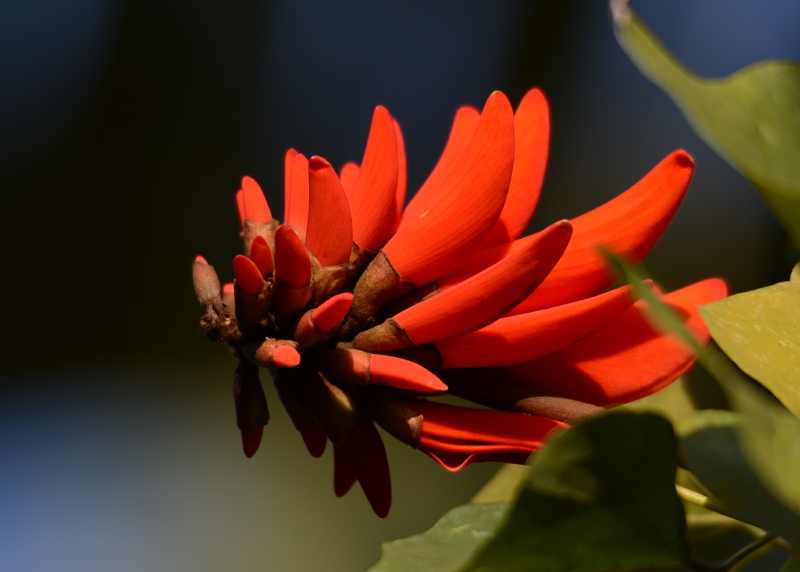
675;485;738;521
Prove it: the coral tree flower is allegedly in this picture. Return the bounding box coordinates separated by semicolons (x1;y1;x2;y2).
192;88;727;518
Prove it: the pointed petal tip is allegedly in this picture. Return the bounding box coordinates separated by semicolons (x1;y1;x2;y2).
308;155;332;171
312;293;354;334
233;255;264;295
671;149;694;168
194;255;208;265
272;345;301;368
370;354;448;393
241;428;263;458
301;428;327;458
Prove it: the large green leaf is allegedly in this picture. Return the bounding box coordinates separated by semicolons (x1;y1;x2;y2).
612;0;800;243
602;251;800;547
700;281;800;416
367;503;508;572
681;411;800;546
465;412;688;572
369;412;689;572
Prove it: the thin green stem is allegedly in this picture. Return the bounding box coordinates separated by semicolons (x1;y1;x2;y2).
675;485;738;522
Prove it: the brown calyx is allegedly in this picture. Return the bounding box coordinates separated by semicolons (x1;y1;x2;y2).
351;318;413;354
513;396;602;422
339;251;413;340
241;219;279;256
370;397;423;446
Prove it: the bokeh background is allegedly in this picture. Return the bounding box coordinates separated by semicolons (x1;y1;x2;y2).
2;1;799;570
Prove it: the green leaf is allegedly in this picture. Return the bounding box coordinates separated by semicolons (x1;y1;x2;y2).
681;410;800;546
601;251;800;546
700;281;800;416
611;0;800;243
367;503;508;572
782;558;800;571
465;411;688;571
369;411;688;572
471;464;528;505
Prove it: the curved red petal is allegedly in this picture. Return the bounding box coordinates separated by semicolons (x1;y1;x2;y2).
503;278;729;405
301;428;327;458
306;155;353;266
393;220;571;344
393;119;408;222
233;254;264;295
339;162;359;203
249;235;273;276
311;292;353;335
384;91;515;285
240;176;272;223
274;225;311;288
418;437;536;472
436;282;640;368
333;440;357;497
369;354;447;393
402;105;480;221
350;106;399;252
352;422;392;518
512;150;694;312
284;152;310;240
487;88;550;242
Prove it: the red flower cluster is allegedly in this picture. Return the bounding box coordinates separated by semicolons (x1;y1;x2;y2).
192;88;727;517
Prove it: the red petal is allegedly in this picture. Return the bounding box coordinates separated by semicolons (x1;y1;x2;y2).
339;162;359;203
240;176;272;223
235;191;246;226
241;428;263;458
272;345;301;368
249;236;273;276
369;354;447;393
233;254;264;295
393;119;407;222
393;220;571;344
503;278;729;405
284;152;310;240
513;150;694;312
413;400;565;449
305;156;354;266
352;422;392;518
333;440;357;497
436;283;639;368
301;428;327;458
486;88;550;242
274;225;311;288
311;292;353;335
350;106;399;251
402;105;480;221
418;437;536;472
384;92;515;284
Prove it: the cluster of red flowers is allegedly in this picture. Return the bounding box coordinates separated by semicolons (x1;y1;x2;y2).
192;88;727;517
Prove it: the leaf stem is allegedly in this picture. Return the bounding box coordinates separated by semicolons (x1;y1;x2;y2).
675;485;738;521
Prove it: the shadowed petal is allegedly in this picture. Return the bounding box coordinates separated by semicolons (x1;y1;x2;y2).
436;283;640;368
249;236;273;276
284;151;310;240
352;421;392;518
350;106;399;252
502;278;728;405
306;156;353;266
333;440;357;497
512;150;694;312
486;87;550;242
233;254;264;295
383;91;515;285
311;292;353;335
339;162;359;203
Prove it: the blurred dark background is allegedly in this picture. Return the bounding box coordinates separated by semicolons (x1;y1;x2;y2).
2;1;799;570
